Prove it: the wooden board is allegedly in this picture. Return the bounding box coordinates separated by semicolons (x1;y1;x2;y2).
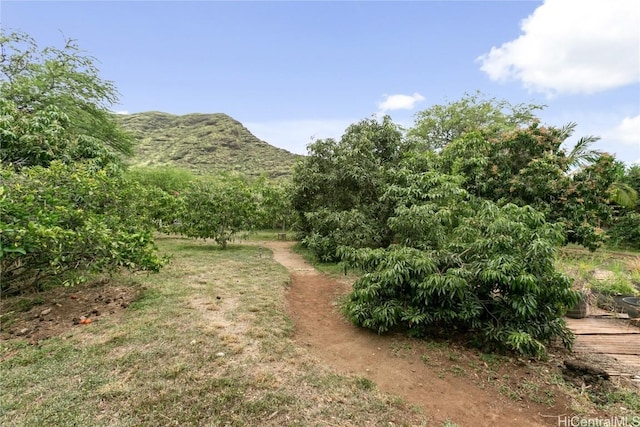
589;306;630;318
608;354;640;369
573;337;640;355
565;317;640;334
566;316;640;376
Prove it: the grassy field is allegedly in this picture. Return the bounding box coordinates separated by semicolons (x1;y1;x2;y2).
0;236;428;426
2;236;640;426
557;245;640;311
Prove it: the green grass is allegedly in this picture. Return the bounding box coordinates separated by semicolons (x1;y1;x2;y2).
557;246;640;298
600;390;640;411
243;229;294;242
0;236;427;426
289;242;363;282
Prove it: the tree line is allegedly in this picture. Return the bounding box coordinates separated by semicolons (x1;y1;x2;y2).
0;31;293;295
2;30;638;357
290;97;639;357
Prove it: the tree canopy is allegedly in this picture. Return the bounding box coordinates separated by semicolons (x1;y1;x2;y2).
1;31;164;294
291;116;408;260
0;30;133;169
291;93;634;356
408;91;544;151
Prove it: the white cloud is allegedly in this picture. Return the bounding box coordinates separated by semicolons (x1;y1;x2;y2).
605;115;640;147
478;0;640;96
377;93;425;112
539;109;639;165
114;110;130;115
244;119;355;155
608;115;640;145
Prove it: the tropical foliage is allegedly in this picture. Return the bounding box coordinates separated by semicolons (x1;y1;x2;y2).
0;30;164;293
291;116;408;260
0;162;166;294
291;93;636;356
3;29;635;359
0;31;133;168
341;198;577;357
178;177;258;248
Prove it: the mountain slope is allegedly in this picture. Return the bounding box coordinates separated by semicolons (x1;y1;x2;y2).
116;111;301;178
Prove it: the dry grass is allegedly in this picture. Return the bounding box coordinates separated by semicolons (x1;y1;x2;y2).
627;256;640;275
0;236;427;426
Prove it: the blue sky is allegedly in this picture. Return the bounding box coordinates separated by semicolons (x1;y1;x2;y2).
2;1;639;164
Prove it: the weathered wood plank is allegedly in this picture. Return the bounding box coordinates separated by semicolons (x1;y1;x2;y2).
566;315;640;376
589;306;630;318
566;317;640;335
573;339;640;356
609;354;640;368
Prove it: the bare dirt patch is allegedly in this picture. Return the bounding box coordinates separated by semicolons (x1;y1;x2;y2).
4;240;635;425
263;240;579;427
0;279;140;344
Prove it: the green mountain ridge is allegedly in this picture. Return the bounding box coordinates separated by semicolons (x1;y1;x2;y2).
116;111;302;178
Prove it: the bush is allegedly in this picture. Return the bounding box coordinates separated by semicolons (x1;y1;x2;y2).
178;177;258;248
138;186;185;234
340;199;578;357
608;212;640;250
126;166;196;194
302;209;386;262
1;162;166;294
253;180;297;232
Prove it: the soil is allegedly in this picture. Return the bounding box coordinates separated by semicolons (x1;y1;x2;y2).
1;241;626;426
0;279;139;345
262;240;590;427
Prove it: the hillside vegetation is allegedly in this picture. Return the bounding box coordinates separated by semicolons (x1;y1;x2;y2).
116;111;302;178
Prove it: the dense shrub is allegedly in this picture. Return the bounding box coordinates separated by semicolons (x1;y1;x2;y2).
1;162;166;294
253;180;297;232
341;198;578;357
291;116;407;260
125;167;194;233
178;177;258;248
302;209;384;262
126;166;196;194
138;186;185;234
608;212;640;250
292;112;583;357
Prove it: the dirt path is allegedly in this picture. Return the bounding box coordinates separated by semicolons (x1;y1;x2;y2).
262;241;570;427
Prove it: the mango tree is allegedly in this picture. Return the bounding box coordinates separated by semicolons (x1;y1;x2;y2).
179;177;258;248
340;167;578;357
291;115;409;260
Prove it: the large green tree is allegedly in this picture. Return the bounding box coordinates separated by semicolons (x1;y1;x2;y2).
408;91;543;151
291;116;408;260
292;113;581;356
0;30;133;168
0;31;165;293
253;179;296;232
429;98;624;250
179;177;258;249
